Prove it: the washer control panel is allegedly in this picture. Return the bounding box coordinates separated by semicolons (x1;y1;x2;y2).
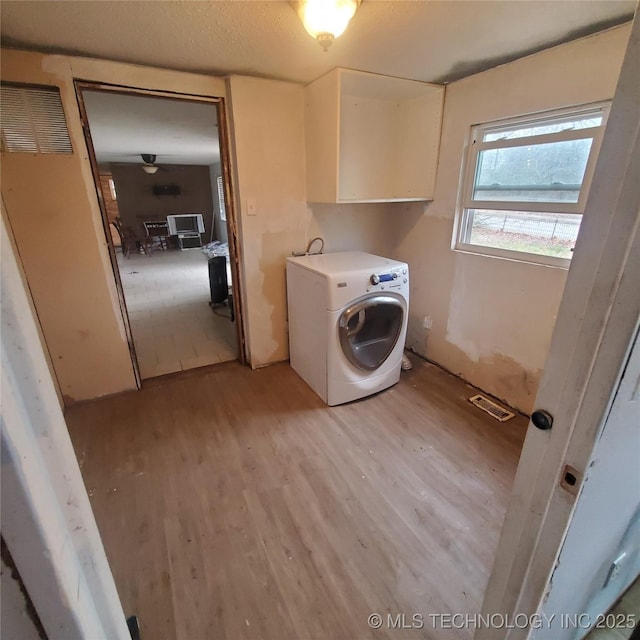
368;267;408;290
370;273;398;285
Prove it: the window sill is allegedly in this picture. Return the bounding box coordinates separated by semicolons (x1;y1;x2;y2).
453;244;571;270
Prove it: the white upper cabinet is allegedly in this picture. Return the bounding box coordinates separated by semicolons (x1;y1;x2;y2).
304;68;445;203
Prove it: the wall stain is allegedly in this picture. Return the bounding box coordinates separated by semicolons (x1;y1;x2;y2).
256;230;293;365
62;393;76;407
411;340;541;415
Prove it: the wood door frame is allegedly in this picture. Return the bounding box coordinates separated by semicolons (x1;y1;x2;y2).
74;81;247;378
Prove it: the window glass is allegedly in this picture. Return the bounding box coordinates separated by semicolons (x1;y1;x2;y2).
467;209;581;260
455;102;609;267
473;139;593;203
482;115;603;142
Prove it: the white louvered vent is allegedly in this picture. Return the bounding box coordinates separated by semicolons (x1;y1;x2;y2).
1;84;73;154
468;394;515;422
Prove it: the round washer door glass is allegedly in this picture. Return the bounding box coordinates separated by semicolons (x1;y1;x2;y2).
338;294;405;371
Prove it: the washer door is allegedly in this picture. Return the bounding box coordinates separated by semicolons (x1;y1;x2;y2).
338;294;405;371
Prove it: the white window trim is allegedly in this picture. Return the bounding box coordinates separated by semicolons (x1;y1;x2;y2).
454;101;611;268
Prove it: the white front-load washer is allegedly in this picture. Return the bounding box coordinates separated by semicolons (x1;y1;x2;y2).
286;251;409;406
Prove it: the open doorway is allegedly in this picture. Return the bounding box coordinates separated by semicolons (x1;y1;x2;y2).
77;87;242;380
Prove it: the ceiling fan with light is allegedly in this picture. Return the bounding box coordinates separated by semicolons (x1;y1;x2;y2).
110;154;171;172
140;153;162;174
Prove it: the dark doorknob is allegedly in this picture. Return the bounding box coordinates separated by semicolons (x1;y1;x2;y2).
531;410;553;430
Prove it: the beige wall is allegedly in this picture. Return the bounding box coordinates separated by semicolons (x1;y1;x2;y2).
1;54;134;404
1;48;389;399
308;203;396;257
0;50;225;404
228;75;402;368
228;76;309;367
393;24;631;413
3;26;630;405
2;152;137;405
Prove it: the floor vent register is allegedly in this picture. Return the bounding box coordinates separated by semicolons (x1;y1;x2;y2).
468;394;515;422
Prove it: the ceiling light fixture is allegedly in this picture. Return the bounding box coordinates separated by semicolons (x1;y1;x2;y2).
141;153;159;174
293;0;361;51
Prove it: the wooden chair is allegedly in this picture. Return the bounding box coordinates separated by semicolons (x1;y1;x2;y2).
112;218;153;257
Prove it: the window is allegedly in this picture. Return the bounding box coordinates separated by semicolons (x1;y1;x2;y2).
108;178;117;200
217;175;227;222
455;103;610;267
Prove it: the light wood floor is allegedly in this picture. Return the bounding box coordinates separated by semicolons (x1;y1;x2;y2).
117;250;237;379
66;358;527;640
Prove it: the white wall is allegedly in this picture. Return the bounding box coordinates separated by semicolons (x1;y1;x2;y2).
393;24;631;413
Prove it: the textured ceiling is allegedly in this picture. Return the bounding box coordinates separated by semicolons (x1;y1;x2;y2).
4;1;635;167
82;90;220;166
1;1;636;85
